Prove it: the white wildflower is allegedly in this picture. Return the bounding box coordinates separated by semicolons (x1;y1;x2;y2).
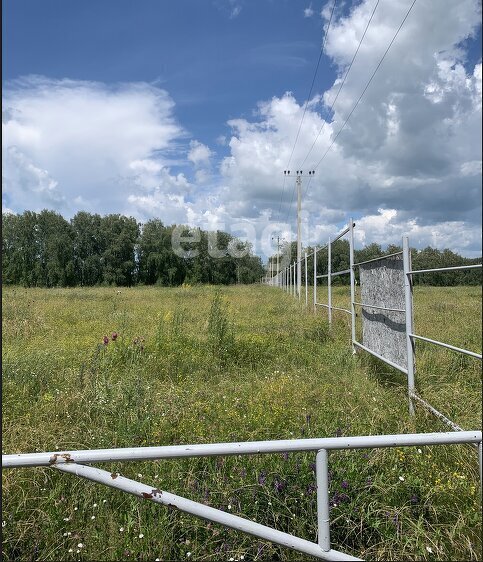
91;515;95;520
119;527;124;532
77;543;84;548
399;476;405;481
426;546;433;554
138;533;144;538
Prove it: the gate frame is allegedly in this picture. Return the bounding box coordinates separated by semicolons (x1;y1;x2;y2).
3;431;482;562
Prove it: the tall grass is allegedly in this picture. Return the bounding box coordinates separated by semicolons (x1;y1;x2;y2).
2;284;481;561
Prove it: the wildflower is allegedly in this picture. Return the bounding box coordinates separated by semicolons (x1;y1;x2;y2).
410;494;419;504
227;504;232;510
2;521;6;528
77;543;84;549
258;471;266;485
111;332;118;341
399;476;405;481
341;480;349;489
103;499;107;504
103;335;109;345
137;473;143;478
138;533;144;538
274;478;285;493
63;517;70;522
307;483;316;494
187;553;192;558
68;549;73;553
74;507;78;511
417;449;422;454
91;516;95;520
282;452;289;461
426;546;433;554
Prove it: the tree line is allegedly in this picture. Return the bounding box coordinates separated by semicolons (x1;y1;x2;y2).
2;210;265;287
268;240;481;286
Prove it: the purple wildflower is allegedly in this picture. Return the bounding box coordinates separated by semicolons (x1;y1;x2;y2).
282;452;289;461
111;332;118;341
274;478;285;493
341;480;349;489
410;494;419;504
307;483;316;494
103;335;109;345
309;462;316;473
258;471;266;486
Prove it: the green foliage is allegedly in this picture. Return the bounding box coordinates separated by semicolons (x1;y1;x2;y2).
2;211;265;287
2;285;481;561
270;240;481;287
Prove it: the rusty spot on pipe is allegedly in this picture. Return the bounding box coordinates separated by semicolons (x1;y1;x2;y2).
142;492;153;499
111;472;119;479
61;453;74;463
49;454;59;465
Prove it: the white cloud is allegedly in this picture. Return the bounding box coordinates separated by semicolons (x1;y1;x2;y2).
216;0;482;256
188;140;213;167
2;76;185;214
304;6;314;18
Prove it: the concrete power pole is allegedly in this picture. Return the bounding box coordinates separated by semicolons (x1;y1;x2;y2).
283;170;315;298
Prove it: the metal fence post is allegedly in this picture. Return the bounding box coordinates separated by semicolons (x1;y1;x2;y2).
328;238;332;325
314;246;317;314
479;441;482;498
403;236;416;416
316;449;330;552
349;219;356;353
305;252;308;308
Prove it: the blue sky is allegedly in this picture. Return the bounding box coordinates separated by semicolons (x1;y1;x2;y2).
2;0;482;257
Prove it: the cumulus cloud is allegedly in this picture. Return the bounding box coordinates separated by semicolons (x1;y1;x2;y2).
2;1;482;259
188;140;213;167
218;0;482;256
2;76;186;215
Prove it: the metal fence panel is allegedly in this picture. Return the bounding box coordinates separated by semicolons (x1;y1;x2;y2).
359;254;407;369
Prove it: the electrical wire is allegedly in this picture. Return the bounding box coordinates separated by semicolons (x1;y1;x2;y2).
277;0;337;219
299;0;381;170
310;0;418;186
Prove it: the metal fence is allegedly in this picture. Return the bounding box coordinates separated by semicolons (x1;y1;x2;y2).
268;220;482;428
3;228;481;559
3;431;482;561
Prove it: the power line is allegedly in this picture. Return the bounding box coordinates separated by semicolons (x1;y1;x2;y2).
299;0;381;170
278;0;337;218
310;0;418;185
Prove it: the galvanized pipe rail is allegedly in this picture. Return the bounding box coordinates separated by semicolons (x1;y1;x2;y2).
4;431;481;561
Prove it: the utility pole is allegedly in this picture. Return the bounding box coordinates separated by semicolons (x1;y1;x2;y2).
271;235;284;287
283;170;315;298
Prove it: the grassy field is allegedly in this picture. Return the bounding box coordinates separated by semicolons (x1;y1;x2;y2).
2;284;481;561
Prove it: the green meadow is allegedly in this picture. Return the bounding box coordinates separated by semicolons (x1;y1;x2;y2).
2;284;481;561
